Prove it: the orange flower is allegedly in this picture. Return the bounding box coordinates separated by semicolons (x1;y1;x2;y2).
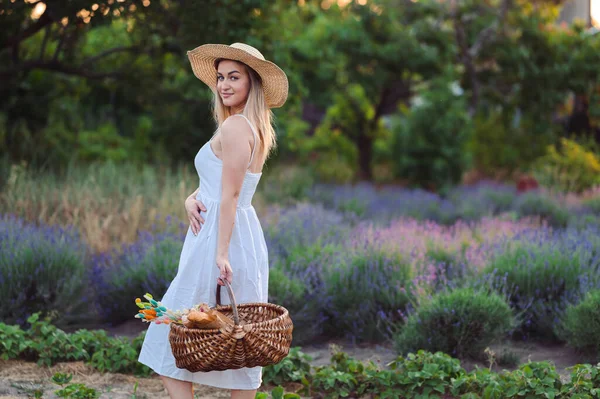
141;309;157;320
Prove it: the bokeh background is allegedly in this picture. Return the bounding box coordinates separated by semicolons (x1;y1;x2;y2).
3;0;600;372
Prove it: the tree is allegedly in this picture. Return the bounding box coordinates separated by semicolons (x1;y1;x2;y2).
281;0;454;180
0;0;270;164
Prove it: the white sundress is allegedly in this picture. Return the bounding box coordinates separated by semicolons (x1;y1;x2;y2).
137;114;269;390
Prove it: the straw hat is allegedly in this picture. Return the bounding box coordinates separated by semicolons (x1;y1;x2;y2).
187;42;289;109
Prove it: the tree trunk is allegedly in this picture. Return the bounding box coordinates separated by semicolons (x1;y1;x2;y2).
356;131;373;180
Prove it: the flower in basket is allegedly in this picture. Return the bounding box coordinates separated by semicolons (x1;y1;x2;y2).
134;294;233;329
134;293;185;325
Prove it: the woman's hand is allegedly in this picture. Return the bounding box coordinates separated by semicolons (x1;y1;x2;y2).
216;256;233;286
184;196;207;235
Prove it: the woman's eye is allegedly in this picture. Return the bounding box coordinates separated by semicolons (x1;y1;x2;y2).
230;76;238;81
217;76;224;81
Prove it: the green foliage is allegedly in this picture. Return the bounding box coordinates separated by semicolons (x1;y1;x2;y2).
0;313;152;377
468;111;556;176
388;350;465;397
255;387;301;399
263;347;312;386
90;333;150;376
303;84;386;182
76;124;132;163
323;248;414;341
390;75;473;192
7;314;600;399
24;313;89;367
565;363;600;397
532;138;600;193
52;372;100;399
395;289;514;358
0;321;28;360
558;290;600;355
259;166;315;205
514;191;570;227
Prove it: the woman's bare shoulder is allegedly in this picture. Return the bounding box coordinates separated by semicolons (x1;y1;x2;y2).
221;115;253;139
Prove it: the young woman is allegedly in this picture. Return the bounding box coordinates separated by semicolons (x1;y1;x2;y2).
138;42;288;399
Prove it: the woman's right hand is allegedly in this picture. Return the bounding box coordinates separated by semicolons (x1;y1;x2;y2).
185;196;207;235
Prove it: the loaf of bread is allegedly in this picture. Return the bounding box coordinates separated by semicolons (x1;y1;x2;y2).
182;308;234;329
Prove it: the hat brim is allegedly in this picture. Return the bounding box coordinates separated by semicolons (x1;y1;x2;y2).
187;44;289;109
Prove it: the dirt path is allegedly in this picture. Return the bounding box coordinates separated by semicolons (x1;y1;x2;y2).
0;359;233;398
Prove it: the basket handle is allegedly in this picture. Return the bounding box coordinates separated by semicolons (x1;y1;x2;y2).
216;278;240;326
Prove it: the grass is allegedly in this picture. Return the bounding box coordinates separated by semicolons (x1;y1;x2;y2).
1;160;207;252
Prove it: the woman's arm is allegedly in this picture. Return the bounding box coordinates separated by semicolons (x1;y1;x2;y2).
215;117;254;283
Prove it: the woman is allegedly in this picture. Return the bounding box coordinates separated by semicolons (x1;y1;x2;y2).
138;42;288;399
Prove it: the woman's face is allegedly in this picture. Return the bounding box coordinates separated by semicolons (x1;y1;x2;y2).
216;60;250;111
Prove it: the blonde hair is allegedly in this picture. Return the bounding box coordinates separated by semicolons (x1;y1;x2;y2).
212;59;277;166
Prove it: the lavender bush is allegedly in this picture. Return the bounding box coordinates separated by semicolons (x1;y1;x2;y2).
483;227;600;340
0;215;91;327
268;266;325;344
91;230;184;325
321;246;414;342
264;202;351;261
307;182;458;224
305;181;600;229
513;191;569;228
447;182;517;221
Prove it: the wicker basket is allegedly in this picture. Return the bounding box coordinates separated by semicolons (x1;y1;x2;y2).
168;280;294;372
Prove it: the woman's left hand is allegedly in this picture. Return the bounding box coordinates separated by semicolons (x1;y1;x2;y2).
216;256;233;286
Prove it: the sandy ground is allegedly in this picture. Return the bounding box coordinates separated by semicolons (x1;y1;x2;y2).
0;359;235;398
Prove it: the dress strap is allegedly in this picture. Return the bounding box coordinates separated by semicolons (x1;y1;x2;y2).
232;114;258;168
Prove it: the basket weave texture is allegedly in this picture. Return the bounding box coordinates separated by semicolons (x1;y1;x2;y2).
168;280;293;372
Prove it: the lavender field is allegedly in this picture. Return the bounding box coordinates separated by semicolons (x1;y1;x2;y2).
3;166;600;363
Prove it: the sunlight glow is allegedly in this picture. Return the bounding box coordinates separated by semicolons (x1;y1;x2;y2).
592;0;600;28
30;2;45;19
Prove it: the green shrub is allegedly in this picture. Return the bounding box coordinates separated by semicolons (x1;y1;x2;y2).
468;110;554;177
513;192;569;227
395;288;514;358
0;215;91;327
532;138;600;193
311;153;356;184
259;165;315;205
558;290;600;355
390;74;473;192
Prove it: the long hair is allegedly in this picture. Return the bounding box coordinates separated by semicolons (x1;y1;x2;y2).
212;59;277;165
